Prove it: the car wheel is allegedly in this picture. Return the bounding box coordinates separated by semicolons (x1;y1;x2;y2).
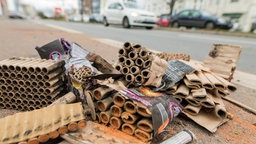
103;17;109;26
123;17;131;28
172;21;179;28
205;22;215;30
145;27;153;30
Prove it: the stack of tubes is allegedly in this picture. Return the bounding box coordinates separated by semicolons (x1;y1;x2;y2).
0;57;66;111
165;70;237;119
84;86;154;142
17;120;87;144
69;65;93;83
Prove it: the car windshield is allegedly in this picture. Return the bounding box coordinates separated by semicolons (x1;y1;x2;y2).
201;11;213;17
124;2;139;9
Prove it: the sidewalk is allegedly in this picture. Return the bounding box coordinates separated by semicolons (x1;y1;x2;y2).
0;19;256;144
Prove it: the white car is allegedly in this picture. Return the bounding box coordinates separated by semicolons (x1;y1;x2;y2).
102;1;157;29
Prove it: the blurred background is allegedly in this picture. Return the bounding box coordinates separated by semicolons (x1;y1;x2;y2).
0;0;256;32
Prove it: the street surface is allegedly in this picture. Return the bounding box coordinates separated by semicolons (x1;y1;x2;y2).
38;20;256;74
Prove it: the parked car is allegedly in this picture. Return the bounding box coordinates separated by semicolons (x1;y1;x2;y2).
68;15;90;22
102;1;157;29
251;18;256;32
170;9;233;30
8;11;26;19
157;14;170;27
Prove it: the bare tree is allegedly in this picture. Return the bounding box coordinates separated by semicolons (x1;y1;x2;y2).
167;0;177;16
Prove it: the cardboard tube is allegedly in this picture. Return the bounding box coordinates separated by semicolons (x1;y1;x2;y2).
115;64;123;71
185;73;202;86
18;141;28;144
121;67;130;75
124;101;137;114
0;102;5;109
166;84;178;94
100;110;111;124
214;74;237;92
68;122;78;132
50;92;76;105
173;84;189;98
119;48;127;56
183;78;201;89
41;60;65;73
78;120;87;128
45;84;63;95
139;49;149;59
121;112;140;124
45;77;61;87
184;104;201;115
141;69;151;79
125;59;134;67
132;44;142;51
134;129;152;142
110;117;123;129
121;123;136;135
49;130;60;139
123;42;133;51
97;97;113;112
185;95;201;107
128;51;138;60
113;93;126;107
135;58;144;67
203;72;225;90
125;74;135;82
93;86;113;100
191;88;207;101
38;134;50;143
27;137;39;144
135;75;145;84
173;96;183;103
118;56;126;64
44;68;63;80
196;71;214;89
200;93;215;108
130;66;140;75
136;103;152;117
96;113;102;123
137;118;153;132
214;88;230;97
58;126;68;135
110;105;123;117
214;104;227;119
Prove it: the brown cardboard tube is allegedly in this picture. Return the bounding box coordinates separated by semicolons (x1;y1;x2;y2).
132;44;142;50
137;118;153;132
38;134;50;143
5;103;11;108
196;71;214;89
214;104;227;119
173;96;183;103
100;110;111;124
113;93;126;107
185;95;201;107
50;92;76;105
41;60;65;73
173;83;189;98
125;59;134;67
214;74;237;92
96;113;102;123
214;88;230;97
128;51;138;60
11;104;17;109
118;56;126;64
185;73;202;86
203;72;225;90
97;97;113;112
68;122;78;132
135;75;145;84
191;88;207;101
78;120;87;128
36;74;44;80
58;126;68;135
45;77;61;87
3;72;9;77
115;64;123;71
134;129;152;142
45;84;63;95
200;93;215;108
121;123;136;135
141;69;151;79
135;58;144;67
27;137;39;144
0;102;5;109
183;78;201;89
110;105;123;117
130;66;140;75
136;103;152;117
49;130;60;139
166;84;178;94
121;67;130;74
119;48;127;56
121;112;140;124
124;101;137;114
44;68;63;80
184;104;201;115
18;141;28;144
123;42;133;51
125;74;135;82
110;117;123;129
139;49;149;59
93;86;113;100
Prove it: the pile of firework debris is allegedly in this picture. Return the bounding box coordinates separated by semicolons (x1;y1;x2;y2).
0;38;241;144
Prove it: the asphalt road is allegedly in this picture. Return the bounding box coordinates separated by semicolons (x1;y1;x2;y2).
39;20;256;74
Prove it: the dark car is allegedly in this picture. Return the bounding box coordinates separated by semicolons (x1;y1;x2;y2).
170;9;233;30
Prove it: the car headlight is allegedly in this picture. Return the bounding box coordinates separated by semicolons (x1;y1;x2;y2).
131;12;140;17
217;18;226;24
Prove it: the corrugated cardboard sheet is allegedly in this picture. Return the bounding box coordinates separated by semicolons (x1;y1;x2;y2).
0;103;85;144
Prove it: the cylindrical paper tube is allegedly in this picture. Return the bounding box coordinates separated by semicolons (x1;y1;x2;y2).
27;137;39;144
166;84;178;94
100;110;111;124
97;97;113;112
110;117;123;129
183;78;200;89
50;92;76;106
137;118;153;132
123;42;133;51
44;68;63;80
130;66;140;75
58;126;68;135
41;60;65;73
135;58;144;67
110;105;123;117
121;112;140;124
93;86;113;100
173;96;183;103
160;130;193;144
49;130;60;139
121;123;136;135
185;73;202;86
200;93;215;108
135;75;145;84
203;72;225;90
184;104;201;115
132;44;142;50
68;122;78;132
196;71;214;89
38;134;50;143
185;95;200;107
136;103;152;117
113;93;126;107
134;129;152;142
139;49;149;59
173;84;189;98
119;48;127;56
125;74;135;82
78;120;87;128
191;88;207;101
115;64;123;72
128;51;138;60
214;104;227;119
121;67;130;75
214;88;230;97
214;74;237;92
118;56;126;64
141;69;151;79
96;113;102;123
124;101;136;114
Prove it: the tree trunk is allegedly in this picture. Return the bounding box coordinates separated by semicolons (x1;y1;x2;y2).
169;0;176;16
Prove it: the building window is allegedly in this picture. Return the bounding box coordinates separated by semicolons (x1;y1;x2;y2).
231;0;239;2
